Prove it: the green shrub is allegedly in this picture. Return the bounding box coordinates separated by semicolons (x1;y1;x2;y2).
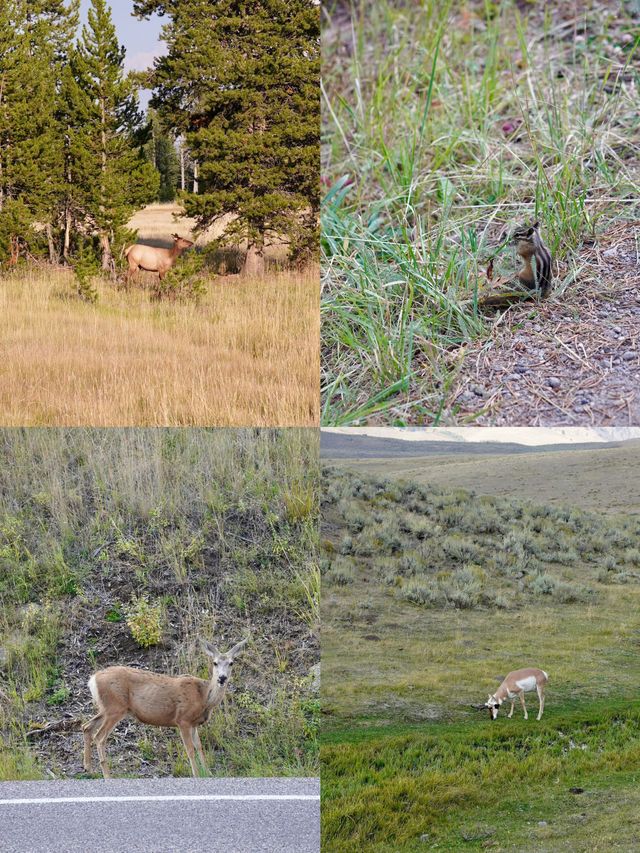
125;596;164;647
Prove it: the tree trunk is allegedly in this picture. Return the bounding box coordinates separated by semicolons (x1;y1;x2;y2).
45;223;58;264
63;206;71;261
193;161;199;194
242;238;265;277
100;233;112;272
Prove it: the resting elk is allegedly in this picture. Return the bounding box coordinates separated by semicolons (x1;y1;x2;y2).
83;638;247;778
124;233;194;283
484;667;548;720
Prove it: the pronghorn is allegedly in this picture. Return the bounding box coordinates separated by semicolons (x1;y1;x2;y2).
83;638;247;778
485;667;548;721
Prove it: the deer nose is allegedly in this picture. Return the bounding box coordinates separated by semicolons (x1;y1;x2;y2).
218;675;227;685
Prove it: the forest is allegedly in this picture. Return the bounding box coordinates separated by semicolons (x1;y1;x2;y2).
0;0;319;279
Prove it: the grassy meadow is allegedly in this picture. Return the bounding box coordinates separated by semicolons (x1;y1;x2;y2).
0;429;319;781
321;452;640;850
321;0;640;424
0;205;319;427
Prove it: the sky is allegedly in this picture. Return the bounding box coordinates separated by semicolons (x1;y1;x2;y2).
79;0;164;104
322;427;640;446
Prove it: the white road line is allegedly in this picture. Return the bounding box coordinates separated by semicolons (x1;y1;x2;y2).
0;794;320;806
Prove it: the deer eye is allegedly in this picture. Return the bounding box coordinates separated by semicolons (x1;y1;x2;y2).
213;661;218;666
229;661;233;666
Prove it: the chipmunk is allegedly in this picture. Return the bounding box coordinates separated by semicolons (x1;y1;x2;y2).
511;221;552;298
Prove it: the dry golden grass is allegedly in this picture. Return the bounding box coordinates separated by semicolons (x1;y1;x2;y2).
127;203;287;258
127;202;230;246
0;265;319;426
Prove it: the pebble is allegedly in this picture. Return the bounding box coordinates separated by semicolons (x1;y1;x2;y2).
612;326;622;334
538;821;548;827
548;377;561;388
515;364;527;374
471;385;486;397
507;374;521;382
622;352;636;362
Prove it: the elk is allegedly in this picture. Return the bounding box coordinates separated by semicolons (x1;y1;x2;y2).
83;638;247;778
123;233;194;283
484;667;548;721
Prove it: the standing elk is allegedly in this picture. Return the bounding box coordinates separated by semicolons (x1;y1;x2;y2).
83;638;247;778
484;667;548;720
123;233;194;283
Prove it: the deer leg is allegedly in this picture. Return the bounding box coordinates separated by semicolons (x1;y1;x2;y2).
519;692;528;720
507;700;515;718
178;723;200;777
537;685;545;720
192;727;208;774
82;713;104;771
93;713;124;779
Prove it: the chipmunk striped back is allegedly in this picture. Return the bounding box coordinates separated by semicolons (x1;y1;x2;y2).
512;221;552;297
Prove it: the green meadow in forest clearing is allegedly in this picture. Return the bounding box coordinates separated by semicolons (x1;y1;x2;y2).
321;0;640;424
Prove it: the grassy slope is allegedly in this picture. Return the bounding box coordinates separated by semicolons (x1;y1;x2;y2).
323;440;640;515
0;265;318;426
321;0;640;424
321;453;640;850
0;429;319;780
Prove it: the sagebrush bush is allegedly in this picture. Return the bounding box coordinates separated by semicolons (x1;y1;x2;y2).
322;466;640;613
325;556;355;586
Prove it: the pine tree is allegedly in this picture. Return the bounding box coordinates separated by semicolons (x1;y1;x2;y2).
69;0;159;270
134;0;320;275
0;0;76;262
145;110;180;202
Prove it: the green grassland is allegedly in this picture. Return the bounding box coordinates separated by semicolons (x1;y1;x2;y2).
321;460;640;850
0;429;319;780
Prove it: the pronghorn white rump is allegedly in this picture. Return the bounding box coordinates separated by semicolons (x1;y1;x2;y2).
485;667;548;721
83;638;247;778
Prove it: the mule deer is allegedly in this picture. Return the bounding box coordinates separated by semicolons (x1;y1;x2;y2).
124;233;194;283
484;667;548;720
83;638;247;778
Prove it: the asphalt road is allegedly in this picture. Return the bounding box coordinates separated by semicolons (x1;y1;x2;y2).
0;777;319;853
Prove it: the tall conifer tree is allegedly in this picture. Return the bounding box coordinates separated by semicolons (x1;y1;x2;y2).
69;0;158;270
0;0;76;261
135;0;320;275
145;110;180;202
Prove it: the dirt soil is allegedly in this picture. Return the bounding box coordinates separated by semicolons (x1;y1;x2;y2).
19;560;318;779
446;222;640;425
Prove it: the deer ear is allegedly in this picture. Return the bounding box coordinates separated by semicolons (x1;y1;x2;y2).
201;640;220;658
229;638;248;658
